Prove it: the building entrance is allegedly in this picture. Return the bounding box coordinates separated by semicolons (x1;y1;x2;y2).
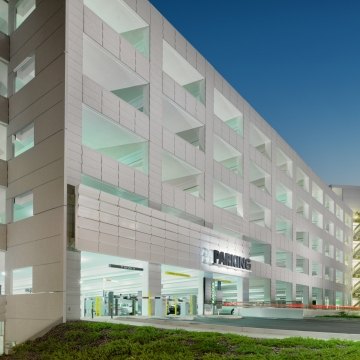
81;252;145;318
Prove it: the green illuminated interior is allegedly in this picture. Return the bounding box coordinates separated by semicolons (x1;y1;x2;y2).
213;135;242;175
183;79;205;104
81;175;148;206
213;180;243;217
13;192;33;222
82;105;148;173
121;26;149;58
162;151;203;197
112;84;149;114
0;60;7;97
12;266;32;295
15;0;35;29
0;187;5;224
14;56;35;93
0;0;8;35
12;123;34;157
214;89;243;136
275;216;292;240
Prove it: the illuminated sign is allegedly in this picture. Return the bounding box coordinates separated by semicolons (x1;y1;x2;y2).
213;250;251;271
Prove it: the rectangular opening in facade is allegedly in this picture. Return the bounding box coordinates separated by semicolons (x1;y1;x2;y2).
296;167;309;192
312;287;322;305
0;59;8;97
296;255;308;274
324;220;334;235
213;135;242;175
15;0;35;29
213;180;243;217
84;0;149;57
311;209;323;229
312;182;323;205
311;262;322;277
324;194;335;213
0;0;8;35
249;199;271;229
345;213;352;228
13;191;33;222
249;277;270;303
80;251;146;317
0;188;5;224
275;216;292;240
162;96;205;151
324;242;334;258
275;280;292;302
311;235;322;253
335;248;343;263
324;266;333;281
336;291;343;306
82;105;149;173
249;161;271;194
14;55;35;93
336;270;343;284
83;36;149;114
214;89;243;136
275;147;292;178
336;227;343;242
335;204;344;221
0;123;6;160
249;240;271;264
275;182;292;209
12;122;34;158
296;197;309;219
162;151;203;198
163;41;205;104
296;284;309;304
12;266;32;294
250;124;271;159
275;249;292;270
296;231;309;247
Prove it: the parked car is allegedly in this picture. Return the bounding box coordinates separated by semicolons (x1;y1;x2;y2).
167;304;181;315
218;306;235;315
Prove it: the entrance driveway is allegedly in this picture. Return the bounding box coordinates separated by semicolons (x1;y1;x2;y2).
89;315;360;341
194;316;360;334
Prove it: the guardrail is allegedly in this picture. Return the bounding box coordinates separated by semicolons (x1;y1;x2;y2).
222;301;360;311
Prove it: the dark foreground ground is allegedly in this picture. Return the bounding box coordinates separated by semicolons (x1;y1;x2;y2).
2;321;360;360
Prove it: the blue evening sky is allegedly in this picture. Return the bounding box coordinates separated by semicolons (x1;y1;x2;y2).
150;0;360;186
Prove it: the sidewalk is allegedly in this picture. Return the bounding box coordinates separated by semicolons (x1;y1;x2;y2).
86;316;360;341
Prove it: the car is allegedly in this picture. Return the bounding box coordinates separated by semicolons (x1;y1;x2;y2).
167;304;181;315
218;306;235;315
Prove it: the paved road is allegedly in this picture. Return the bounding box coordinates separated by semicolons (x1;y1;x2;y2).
191;316;360;334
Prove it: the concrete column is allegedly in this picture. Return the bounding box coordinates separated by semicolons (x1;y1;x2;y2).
142;262;162;316
236;277;249;303
197;272;204;315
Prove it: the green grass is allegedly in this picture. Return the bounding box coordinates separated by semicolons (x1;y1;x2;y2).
2;321;360;359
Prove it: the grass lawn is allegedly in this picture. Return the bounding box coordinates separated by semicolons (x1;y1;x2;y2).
2;321;360;359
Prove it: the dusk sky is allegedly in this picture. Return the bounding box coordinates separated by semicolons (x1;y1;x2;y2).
150;0;360;186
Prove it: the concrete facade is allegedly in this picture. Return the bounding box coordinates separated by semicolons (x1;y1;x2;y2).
0;0;353;348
